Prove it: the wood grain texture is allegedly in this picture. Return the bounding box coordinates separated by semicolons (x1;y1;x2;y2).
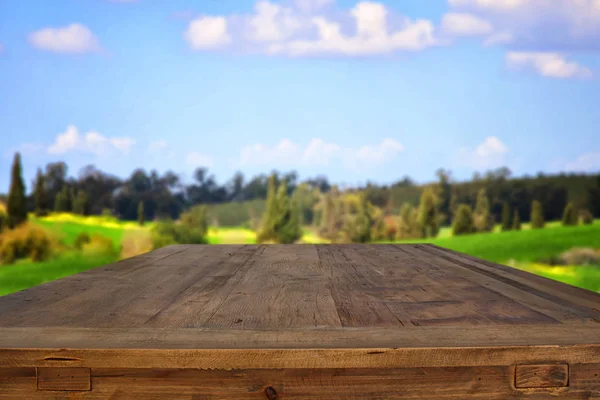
1;244;600;398
36;367;91;391
1;365;599;399
515;364;569;388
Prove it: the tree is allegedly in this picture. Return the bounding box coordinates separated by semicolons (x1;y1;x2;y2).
474;188;494;233
501;202;511;231
275;184;302;244
343;194;373;243
435;169;452;226
452;204;475;236
73;191;89;216
33;168;48;217
54;186;70;212
580;209;594;225
418;187;439;238
138;201;145;226
257;174;279;243
6;153;27;228
530;200;545;229
562;203;578;226
588;176;600;218
512;210;521;230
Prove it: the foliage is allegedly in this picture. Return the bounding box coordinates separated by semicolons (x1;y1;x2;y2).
452;204;475;236
73;231;91;250
150;206;209;250
0;224;53;264
137;201;145;226
562;203;578;226
558;248;600;266
580;209;594;225
474;188;494;233
7;153;27;228
54;186;70;212
257;174;279;243
274;182;302;244
512;210;522;230
397;203;423;239
501;202;511;232
530;200;545;229
417;187;439;238
34;168;48;217
342;194;373;243
72;190;90;216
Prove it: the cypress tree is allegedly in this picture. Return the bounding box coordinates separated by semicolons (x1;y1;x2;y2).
512;210;521;230
562;203;577;226
276;184;302;244
138;201;145;226
34;168;48;217
418;187;439;238
6;152;27;228
257;174;279;243
501;202;511;231
530;200;545;229
452;204;475;236
474;188;494;233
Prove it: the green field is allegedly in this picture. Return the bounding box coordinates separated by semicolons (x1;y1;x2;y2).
0;215;598;296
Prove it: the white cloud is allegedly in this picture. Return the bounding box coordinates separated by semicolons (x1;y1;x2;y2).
294;0;334;13
183;1;439;56
148;140;168;152
248;1;303;42
28;24;101;54
347;138;404;165
239;137;403;167
457;136;509;170
186;152;213;166
448;0;600;52
442;13;493;36
564;152;600;172
185;16;231;50
506;52;593;79
47;125;135;156
448;0;527;11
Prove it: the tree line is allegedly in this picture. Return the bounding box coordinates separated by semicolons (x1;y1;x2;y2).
1;152;599;239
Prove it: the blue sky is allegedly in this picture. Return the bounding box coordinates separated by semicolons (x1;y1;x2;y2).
1;0;599;193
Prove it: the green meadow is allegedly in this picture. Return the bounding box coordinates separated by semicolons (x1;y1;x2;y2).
0;214;598;296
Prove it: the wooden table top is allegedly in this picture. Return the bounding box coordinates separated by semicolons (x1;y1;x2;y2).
1;244;599;351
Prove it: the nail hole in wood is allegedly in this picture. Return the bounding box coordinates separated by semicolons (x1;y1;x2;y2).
265;386;277;400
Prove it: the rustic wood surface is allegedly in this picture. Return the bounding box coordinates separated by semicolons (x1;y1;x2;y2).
1;244;599;399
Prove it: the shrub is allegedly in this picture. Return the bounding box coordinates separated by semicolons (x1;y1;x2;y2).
452;204;475;236
74;232;92;250
81;234;118;257
0;224;53;264
512;210;521;230
151;217;208;250
562;203;578;226
558;248;600;266
120;230;153;259
530;200;545;229
580;209;594;225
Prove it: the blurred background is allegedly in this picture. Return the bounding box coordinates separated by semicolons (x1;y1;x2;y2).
1;0;599;296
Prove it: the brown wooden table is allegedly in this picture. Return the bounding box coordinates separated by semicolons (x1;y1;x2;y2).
1;244;599;399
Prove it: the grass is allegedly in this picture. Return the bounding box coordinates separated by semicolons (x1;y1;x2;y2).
388;221;600;264
0;252;118;296
511;262;600;293
1;214;598;296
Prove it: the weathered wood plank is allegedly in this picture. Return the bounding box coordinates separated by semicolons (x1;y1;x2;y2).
1;325;600;349
1;365;600;399
515;364;569;388
2;345;600;369
37;367;91;391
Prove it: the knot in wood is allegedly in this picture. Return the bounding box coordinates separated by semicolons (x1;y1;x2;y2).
265;386;278;400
